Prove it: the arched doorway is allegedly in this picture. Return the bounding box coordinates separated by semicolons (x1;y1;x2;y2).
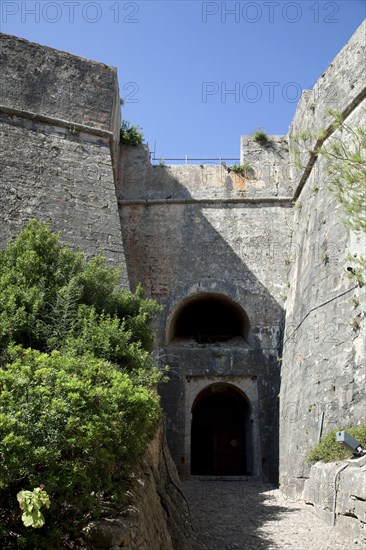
167;293;249;344
191;384;252;476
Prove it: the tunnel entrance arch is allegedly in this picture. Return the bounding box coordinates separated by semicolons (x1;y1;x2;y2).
167;293;249;344
191;383;252;476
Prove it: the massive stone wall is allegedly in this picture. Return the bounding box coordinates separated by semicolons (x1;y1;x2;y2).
279;20;366;504
0;34;127;284
118;143;294;482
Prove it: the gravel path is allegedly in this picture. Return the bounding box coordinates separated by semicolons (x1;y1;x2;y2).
182;479;361;550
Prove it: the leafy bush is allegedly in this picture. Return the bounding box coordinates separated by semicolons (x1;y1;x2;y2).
0;220;164;548
120;120;144;146
306;425;366;463
0;220;161;361
0;347;160;548
0;220;83;355
62;306;163;383
17;487;51;529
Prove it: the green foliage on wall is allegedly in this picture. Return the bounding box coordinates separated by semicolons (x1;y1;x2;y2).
306;425;366;463
321;110;366;234
228;163;254;177
120;120;144;145
252;128;269;144
293;110;366;285
0;220;163;549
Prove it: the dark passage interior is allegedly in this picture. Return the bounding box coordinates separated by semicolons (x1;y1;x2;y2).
191;384;252;476
172;294;247;343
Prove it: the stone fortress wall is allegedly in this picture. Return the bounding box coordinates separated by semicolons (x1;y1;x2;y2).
0;34;128;285
118;135;294;483
280;19;366;491
279;20;366;536
0;19;365;540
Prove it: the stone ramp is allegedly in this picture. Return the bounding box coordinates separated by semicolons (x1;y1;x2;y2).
182;479;360;550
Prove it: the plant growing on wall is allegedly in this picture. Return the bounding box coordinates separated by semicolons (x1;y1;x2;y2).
120;120;144;145
252;128;269;144
306;424;366;463
227;163;254;177
293;110;366;285
321;110;366;234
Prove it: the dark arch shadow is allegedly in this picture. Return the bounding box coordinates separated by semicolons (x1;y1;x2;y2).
191;383;253;476
166;292;250;344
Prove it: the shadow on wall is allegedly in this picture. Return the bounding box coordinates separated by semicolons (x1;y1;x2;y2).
118;145;291;484
167;293;250;345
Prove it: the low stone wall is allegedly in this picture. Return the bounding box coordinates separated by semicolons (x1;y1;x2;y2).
302;456;366;542
82;425;192;550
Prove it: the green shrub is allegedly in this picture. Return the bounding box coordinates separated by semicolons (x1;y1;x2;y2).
306;425;366;463
0;220;164;548
228;163;253;176
62;305;161;382
252;128;269;144
120;120;144;145
0;220;83;355
0;346;160;548
0;220;161;360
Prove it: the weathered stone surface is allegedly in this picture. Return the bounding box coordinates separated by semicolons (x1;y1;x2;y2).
119;140;292;202
240;135;294;198
118;143;294;483
82;426;192;550
0;33;121;135
280;105;366;495
279;23;366;531
0;113;127;282
303;456;366;541
0;34;127;284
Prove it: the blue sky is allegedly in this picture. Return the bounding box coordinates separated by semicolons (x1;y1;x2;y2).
1;1;365;160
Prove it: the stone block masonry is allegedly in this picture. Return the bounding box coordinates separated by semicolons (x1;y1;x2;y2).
303;455;366;542
81;426;192;550
0;34;127;285
0;34;120;133
117;21;365;539
118;142;295;483
279;20;366;538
